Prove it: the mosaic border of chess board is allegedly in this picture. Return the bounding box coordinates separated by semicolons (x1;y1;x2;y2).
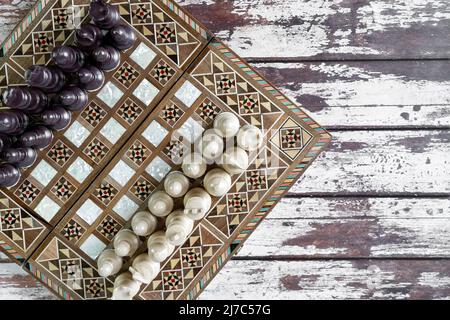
0;0;211;262
0;0;331;300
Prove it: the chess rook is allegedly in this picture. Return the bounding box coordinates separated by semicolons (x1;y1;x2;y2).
0;110;29;135
92;46;121;71
17;126;53;149
108;24;136;50
75;24;103;52
1;147;37;168
0;163;21;187
57;87;88;111
52;46;86;72
2;87;48;113
25;65;65;93
77;65;105;91
89;0;121;29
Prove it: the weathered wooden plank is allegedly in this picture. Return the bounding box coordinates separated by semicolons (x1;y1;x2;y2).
0;262;55;300
3;1;450;60
237;198;450;258
305;105;450;129
183;0;450;60
254;61;450;108
290;130;450;194
2;258;450;300
199;259;450;299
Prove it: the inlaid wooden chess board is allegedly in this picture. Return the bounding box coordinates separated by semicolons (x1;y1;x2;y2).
0;0;331;300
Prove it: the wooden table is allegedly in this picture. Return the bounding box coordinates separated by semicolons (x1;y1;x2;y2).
1;0;449;300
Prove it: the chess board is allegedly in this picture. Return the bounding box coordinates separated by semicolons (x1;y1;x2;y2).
0;0;331;300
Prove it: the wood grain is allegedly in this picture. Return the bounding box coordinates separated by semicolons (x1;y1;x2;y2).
200;259;450;299
291;130;450;195
182;0;450;60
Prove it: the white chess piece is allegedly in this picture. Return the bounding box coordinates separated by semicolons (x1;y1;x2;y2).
147;230;175;262
183;188;212;220
182;152;207;178
114;229;140;257
97;249;123;277
203;168;232;197
164;171;190;198
131;211;157;236
129;253;160;284
213;112;240;138
147;191;174;217
165;210;194;246
111;272;141;300
236;125;264;151
200;129;224;160
220;146;249;175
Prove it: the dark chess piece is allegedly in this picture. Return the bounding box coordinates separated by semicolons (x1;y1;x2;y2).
57;86;88;111
39;106;72;131
25;65;66;93
77;65;105;91
0;134;13;152
0;110;29;135
2;147;37;168
89;0;121;29
75;24;103;52
2;86;48;113
18;126;54;149
92;45;121;71
52;46;86;72
0;163;21;187
108;24;136;50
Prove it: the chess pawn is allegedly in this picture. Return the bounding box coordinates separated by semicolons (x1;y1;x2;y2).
2;87;48;113
1;147;37;168
25;65;65;93
220;147;249;175
164;171;189;198
97;249;123;277
203;168;232;197
114;229;140;257
92;46;121;71
165;210;194;246
52;46;86;72
0;163;21;187
183;188;212;220
213;112;240;138
200;129;224;160
75;24;103;52
147;231;175;263
17;126;53;149
147;191;174;217
0;110;29;135
108;24;136;50
129;253;160;284
237;125;264;151
89;0;121;29
56;87;88;111
39;106;71;131
111;272;141;300
181;152;207;179
77;65;105;91
131;211;157;237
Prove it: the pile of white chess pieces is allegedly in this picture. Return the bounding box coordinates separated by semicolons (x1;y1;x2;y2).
95;112;264;299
